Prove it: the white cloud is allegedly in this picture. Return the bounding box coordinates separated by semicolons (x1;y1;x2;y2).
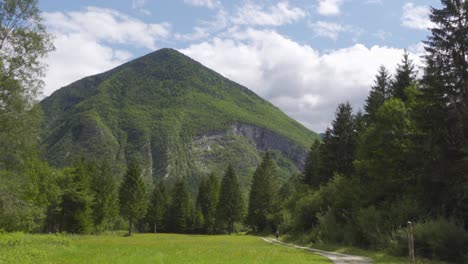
233;1;306;26
41;7;170;95
184;0;220;9
44;7;170;50
317;0;343;16
401;3;434;30
180;28;423;132
309;21;348;40
132;0;150;15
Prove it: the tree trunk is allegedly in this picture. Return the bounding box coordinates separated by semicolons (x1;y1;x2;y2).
128;219;133;236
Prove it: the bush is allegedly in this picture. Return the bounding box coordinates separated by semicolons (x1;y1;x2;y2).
389;218;468;263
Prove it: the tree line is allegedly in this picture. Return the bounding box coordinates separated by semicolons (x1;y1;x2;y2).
283;1;468;262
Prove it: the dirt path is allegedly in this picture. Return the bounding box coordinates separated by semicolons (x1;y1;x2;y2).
261;237;373;264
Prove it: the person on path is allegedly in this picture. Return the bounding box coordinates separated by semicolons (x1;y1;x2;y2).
275;229;279;240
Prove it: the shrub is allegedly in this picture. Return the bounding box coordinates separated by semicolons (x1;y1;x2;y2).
389;218;468;263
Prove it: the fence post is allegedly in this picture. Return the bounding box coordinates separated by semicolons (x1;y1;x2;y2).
407;221;415;264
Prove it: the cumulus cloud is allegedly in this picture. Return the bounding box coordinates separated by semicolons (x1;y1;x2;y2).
177;2;306;42
317;0;343;16
180;28;422;132
401;3;434;30
309;21;348;40
184;0;221;9
232;1;306;26
41;7;170;95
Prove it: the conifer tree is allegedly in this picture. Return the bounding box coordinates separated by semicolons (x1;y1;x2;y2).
364;66;391;123
246;152;278;232
60;159;93;234
416;0;468;221
216;165;244;234
303;139;322;187
91;160;119;232
119;160;148;236
390;51;417;101
196;172;220;233
323;102;357;179
147;181;168;233
168;179;190;233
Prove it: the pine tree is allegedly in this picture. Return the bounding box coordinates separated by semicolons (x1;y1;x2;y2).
364;66;391;123
416;0;468;222
91;160;119;232
196;172;220;233
59;159;93;234
325;102;357;178
390;51;417;101
119;159;148;236
147;181;168;233
216;165;244;234
168;179;190;233
246;152;278;232
303;139;322;187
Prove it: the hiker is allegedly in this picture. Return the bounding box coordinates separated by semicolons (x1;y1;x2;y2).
275;229;279;240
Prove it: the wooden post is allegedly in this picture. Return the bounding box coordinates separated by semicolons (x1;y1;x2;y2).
407;221;415;264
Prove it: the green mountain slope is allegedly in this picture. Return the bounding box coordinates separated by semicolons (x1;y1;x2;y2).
40;48;319;189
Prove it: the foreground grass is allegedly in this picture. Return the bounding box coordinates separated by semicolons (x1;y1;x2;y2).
0;232;330;264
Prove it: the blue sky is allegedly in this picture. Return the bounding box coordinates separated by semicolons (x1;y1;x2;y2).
38;0;440;132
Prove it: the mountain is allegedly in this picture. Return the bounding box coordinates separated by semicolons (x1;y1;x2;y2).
40;48;319;189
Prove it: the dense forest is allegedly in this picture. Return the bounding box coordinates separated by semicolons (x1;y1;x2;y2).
0;0;467;263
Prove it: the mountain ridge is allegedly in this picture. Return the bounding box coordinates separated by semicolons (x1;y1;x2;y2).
40;48;319;188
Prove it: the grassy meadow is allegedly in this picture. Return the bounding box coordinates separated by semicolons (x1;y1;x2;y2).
0;233;331;264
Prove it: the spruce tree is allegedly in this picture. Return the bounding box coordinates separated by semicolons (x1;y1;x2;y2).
216;165;244;234
390;51;417;101
119;159;148;236
59;159;93;234
303;139;322;187
91;160;119;232
147;181;168;233
246;152;277;232
416;0;468;221
328;102;357;178
168;179;190;233
364;66;391;123
196;172;220;233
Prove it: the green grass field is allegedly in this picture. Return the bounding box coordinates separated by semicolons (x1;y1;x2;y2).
0;233;331;264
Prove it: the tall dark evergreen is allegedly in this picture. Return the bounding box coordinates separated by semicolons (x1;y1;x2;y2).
364;66;391;123
196;172;220;233
322;102;357;179
416;0;468;222
59;159;93;234
146;181;168;233
390;51;417;101
216;165;244;234
91;160;119;232
246;152;278;232
168;179;190;233
303;139;322;187
119;160;148;236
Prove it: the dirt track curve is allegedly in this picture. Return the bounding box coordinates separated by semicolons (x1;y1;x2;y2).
261;237;372;264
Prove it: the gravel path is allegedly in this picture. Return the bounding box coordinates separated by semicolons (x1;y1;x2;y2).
261;237;373;264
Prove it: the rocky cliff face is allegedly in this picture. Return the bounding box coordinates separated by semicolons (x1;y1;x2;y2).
193;123;307;172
